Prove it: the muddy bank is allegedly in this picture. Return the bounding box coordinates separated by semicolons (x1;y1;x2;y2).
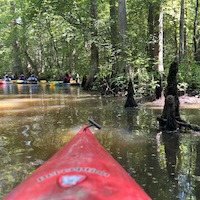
145;94;200;109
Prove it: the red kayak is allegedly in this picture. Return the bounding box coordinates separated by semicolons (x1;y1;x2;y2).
4;120;151;200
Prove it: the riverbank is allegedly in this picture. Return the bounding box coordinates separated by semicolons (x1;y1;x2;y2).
145;94;200;109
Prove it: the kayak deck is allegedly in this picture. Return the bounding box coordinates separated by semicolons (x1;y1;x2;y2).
4;126;151;200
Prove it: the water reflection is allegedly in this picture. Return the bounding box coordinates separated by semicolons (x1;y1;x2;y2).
162;132;180;183
124;107;138;134
162;133;180;198
195;141;200;198
0;84;13;94
0;84;200;200
156;131;200;200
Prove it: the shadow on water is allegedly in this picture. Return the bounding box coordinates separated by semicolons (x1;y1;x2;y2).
162;133;180;197
124;107;139;134
195;141;200;198
0;84;200;199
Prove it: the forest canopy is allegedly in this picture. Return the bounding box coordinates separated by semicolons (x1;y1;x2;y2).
0;0;199;95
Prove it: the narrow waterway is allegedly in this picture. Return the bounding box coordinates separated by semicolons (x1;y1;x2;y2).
0;83;200;200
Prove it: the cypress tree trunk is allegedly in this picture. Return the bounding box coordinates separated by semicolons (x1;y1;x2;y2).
124;80;137;108
156;6;164;99
194;0;200;62
148;2;163;99
118;0;128;74
158;62;180;131
147;3;154;69
179;0;185;62
161;62;180;120
10;1;23;76
85;0;99;90
158;62;200;132
147;2;160;71
24;51;38;76
158;7;164;73
109;0;119;75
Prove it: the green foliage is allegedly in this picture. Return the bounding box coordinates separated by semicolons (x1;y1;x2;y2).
92;72;129;95
179;62;200;89
135;69;159;97
178;82;188;94
0;0;199;95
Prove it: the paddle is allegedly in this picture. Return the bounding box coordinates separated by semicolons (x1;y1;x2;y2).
87;119;102;130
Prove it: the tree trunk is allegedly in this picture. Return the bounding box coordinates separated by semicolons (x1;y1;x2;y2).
124;80;137;108
194;0;200;62
19;1;39;77
118;0;127;37
158;62;200;132
179;0;185;62
147;2;160;71
153;7;160;69
109;0;119;75
162;62;180;119
12;39;23;76
147;3;154;69
85;0;99;90
156;6;164;99
46;20;61;71
118;0;128;74
158;7;164;73
172;7;179;56
158;62;181;131
10;1;23;76
148;2;163;99
24;50;38;77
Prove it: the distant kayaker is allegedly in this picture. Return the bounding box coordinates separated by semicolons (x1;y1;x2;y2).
76;73;80;83
27;74;38;82
63;73;71;83
19;74;26;80
4;74;11;82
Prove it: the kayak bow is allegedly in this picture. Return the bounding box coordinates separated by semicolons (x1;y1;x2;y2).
4;123;151;200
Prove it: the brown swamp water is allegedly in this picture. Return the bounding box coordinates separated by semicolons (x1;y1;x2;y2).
0;83;200;200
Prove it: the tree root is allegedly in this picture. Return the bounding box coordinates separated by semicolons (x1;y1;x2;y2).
157;117;200;132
